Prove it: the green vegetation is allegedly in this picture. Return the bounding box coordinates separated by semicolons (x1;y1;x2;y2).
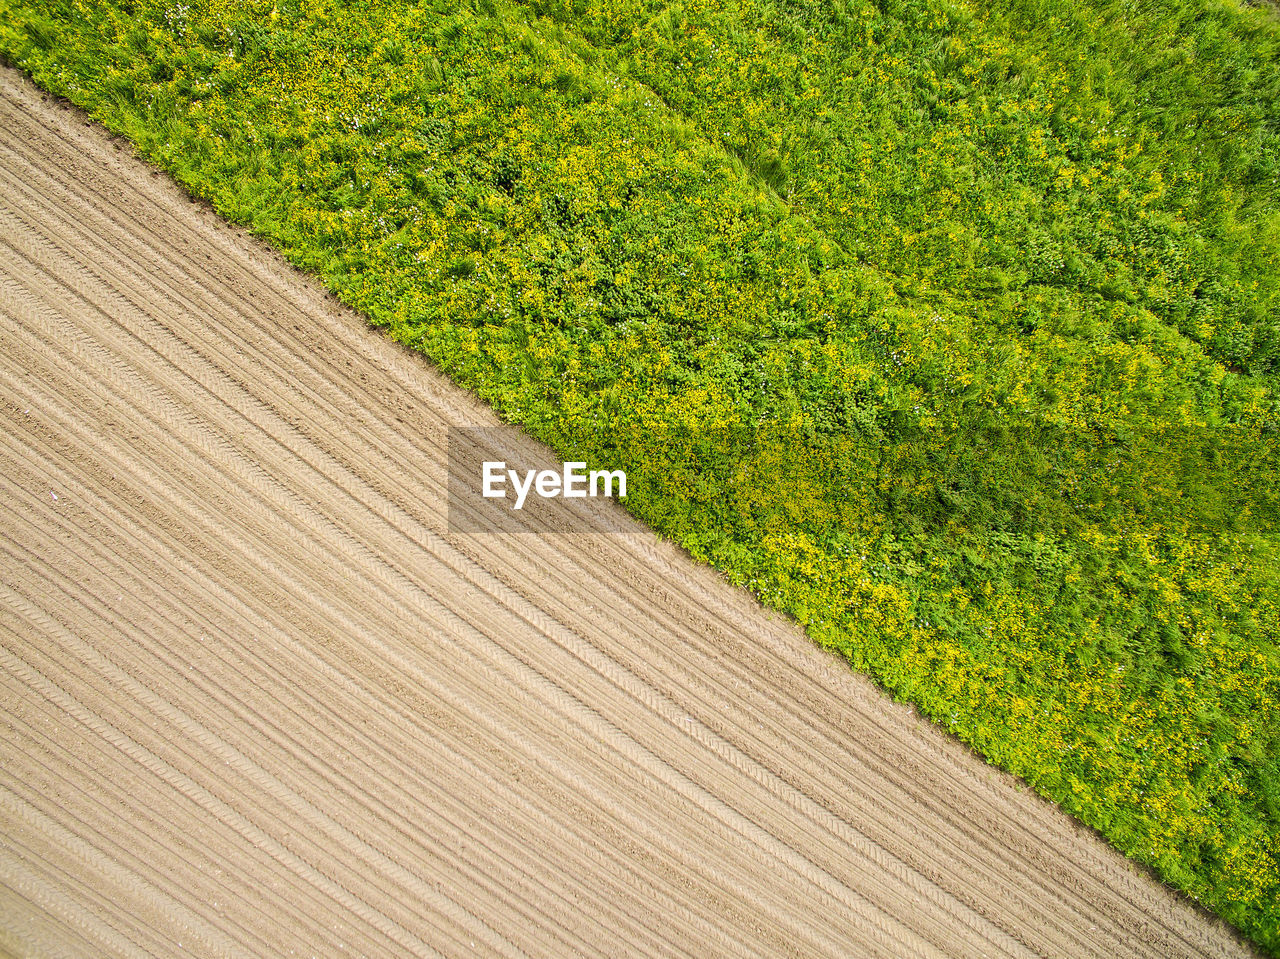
2;0;1278;947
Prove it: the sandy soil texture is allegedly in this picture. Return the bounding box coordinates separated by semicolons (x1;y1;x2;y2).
0;67;1258;958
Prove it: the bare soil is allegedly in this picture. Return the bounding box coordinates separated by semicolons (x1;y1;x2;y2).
0;67;1257;958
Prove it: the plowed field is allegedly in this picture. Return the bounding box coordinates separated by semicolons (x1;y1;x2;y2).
0;68;1255;958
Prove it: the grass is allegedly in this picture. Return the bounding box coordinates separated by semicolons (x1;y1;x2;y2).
2;0;1278;949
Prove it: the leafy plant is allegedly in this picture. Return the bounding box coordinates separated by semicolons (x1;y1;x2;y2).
3;0;1277;948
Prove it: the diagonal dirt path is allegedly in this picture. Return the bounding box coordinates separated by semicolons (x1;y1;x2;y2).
0;66;1256;958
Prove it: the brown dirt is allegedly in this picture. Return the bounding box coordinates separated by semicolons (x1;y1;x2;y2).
0;66;1258;958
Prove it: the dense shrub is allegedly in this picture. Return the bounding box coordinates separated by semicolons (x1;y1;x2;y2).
3;0;1277;947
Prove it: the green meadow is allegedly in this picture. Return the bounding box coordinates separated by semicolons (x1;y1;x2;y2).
3;0;1278;947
